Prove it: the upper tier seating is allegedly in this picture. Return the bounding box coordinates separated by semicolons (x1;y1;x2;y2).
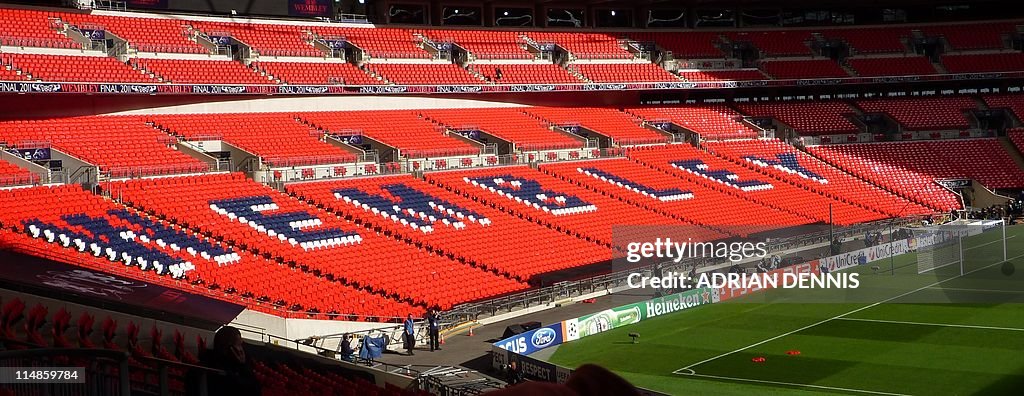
0;116;207;177
626;32;723;59
366;63;482;85
0;8;81;48
473;63;581;84
0;158;38;187
421;30;532;59
920;23;1015;51
109;173;526;310
312;27;428;59
759;59;850;79
61;14;207;54
819;28;909;54
812;139;1024;189
941;53;1024;74
703;139;935;216
526;32;632;59
523;107;668;145
734;101;859;134
131;58;271;85
726;31;813;56
2;53;155;83
574;63;680;83
299;110;480;158
191;21;320;57
677;69;765;82
847;56;937;77
626;145;886;225
287;175;611;280
855;97;977;130
805;145;963;211
421;108;584;150
0;185;413;320
539;159;811;236
625;105;760;140
425;166;725;245
149;114;358;167
252;61;381;85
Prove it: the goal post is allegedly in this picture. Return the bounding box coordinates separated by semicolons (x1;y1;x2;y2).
913;219;1006;278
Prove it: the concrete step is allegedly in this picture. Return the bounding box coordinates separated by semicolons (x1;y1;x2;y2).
998;136;1024;172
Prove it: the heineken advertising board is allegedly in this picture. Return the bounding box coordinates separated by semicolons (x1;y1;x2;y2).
562;288;715;343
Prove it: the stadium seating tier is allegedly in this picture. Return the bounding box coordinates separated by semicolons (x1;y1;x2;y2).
299;110;481;158
287;175;612;280
847;56;937;77
0;184;416;320
149;113;359;167
625;105;760;140
523;107;668;145
0;116;208;177
421;108;584;151
2;53;156;83
0;158;38;187
855;97;977;131
812;139;1024;189
131;58;271;85
759;59;850;80
735;101;859;135
107;173;527;311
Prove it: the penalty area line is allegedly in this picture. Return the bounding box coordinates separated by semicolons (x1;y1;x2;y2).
835;317;1024;332
926;286;1024;294
672;252;1024;374
674;371;910;396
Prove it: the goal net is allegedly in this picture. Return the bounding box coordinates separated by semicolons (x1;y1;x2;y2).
913;219;1006;278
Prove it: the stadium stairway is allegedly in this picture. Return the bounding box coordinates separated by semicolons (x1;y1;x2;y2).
998;135;1024;177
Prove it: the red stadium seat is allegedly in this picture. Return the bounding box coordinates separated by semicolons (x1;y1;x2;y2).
574;63;680;83
150;113;359;167
626;105;760;140
2;53;156;83
735;101;860;135
847;56;937;77
855;97;978;131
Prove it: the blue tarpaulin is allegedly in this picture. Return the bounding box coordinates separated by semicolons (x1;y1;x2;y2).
359;335;387;360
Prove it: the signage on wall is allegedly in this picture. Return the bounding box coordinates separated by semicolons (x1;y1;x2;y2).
289;0;332;17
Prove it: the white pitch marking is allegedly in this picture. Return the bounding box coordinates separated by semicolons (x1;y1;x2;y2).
835;317;1024;332
673;252;1024;373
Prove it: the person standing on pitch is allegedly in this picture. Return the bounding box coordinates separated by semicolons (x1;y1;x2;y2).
403;314;416;355
427;310;441;351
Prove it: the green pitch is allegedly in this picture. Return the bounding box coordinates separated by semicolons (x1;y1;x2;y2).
548;224;1024;395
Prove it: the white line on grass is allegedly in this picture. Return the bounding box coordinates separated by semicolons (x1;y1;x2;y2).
927;286;1024;294
835;317;1024;332
963;234;1017;251
673;252;1024;375
678;372;911;396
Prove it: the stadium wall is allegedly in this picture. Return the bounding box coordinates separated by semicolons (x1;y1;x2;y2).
0;90;643;118
231;309;402;349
